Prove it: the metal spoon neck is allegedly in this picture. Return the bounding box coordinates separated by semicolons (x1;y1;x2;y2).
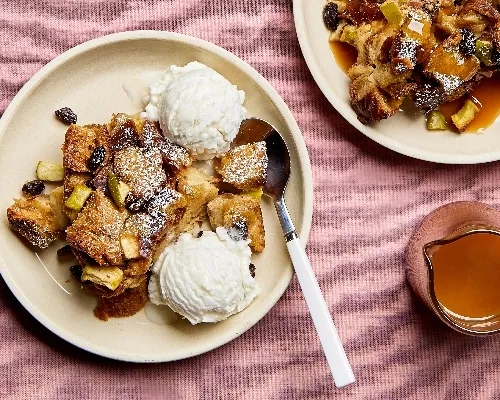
274;196;297;242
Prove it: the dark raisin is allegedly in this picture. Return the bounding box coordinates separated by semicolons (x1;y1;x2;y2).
126;197;146;213
197;231;204;238
249;263;256;278
22;180;45;196
492;46;500;65
70;265;83;282
55;107;77;124
459;29;476;57
88;146;106;171
57;245;73;257
323;2;339;31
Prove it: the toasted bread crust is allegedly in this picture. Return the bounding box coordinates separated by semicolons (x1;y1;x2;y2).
66;190;128;266
207;193;265;252
63;124;109;172
7;195;60;248
215;142;267;190
94;280;148;321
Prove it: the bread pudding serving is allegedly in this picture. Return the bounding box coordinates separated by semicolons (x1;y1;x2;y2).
324;0;500;131
7;62;268;323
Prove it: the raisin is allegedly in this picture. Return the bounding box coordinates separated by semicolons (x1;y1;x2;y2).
249;263;256;278
492;46;500;65
197;231;204;238
126;197;145;213
323;2;339;31
57;245;73;257
54;107;77;124
70;265;83;282
22;180;45;196
87;146;106;171
459;29;476;57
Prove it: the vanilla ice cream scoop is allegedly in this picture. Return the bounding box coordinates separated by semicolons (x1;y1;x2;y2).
148;227;259;324
141;62;247;160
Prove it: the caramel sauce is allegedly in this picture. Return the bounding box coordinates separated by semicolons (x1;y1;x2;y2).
345;0;384;25
439;74;500;133
330;35;500;132
330;41;358;75
430;232;500;321
425;47;479;82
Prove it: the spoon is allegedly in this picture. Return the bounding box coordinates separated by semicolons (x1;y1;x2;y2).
236;118;355;388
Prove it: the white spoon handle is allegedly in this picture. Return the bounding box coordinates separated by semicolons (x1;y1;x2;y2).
286;237;355;388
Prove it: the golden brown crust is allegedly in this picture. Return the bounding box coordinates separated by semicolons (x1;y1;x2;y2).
176;168;219;229
94;280;148;321
215;142;268;191
349;74;403;124
62;124;109;172
7;195;60;248
113;146;166;200
66;190;128;266
207;193;265;253
138;119;192;171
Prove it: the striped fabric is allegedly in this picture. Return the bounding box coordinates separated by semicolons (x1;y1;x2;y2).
1;1;500;399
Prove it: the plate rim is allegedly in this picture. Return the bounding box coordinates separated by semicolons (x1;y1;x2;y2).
293;0;500;165
0;30;314;362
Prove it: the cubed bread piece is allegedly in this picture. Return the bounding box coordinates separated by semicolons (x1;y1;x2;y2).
7;195;60;248
176;167;219;231
62;124;109;172
138;119;192;171
94;280;148;321
124;187;187;260
113;146;166;201
207;193;265;252
215;142;268;190
66;190;128;266
107;113;141;153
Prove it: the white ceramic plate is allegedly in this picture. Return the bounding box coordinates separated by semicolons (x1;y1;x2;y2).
0;31;313;362
294;0;500;164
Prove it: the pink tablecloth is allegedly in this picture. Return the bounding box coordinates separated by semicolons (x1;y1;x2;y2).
1;1;500;399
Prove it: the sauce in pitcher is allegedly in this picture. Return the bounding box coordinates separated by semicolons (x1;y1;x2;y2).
430;232;500;321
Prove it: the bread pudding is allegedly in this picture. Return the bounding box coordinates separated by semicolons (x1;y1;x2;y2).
324;0;500;131
7;108;267;321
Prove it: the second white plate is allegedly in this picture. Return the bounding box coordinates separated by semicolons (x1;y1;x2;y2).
294;0;500;164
